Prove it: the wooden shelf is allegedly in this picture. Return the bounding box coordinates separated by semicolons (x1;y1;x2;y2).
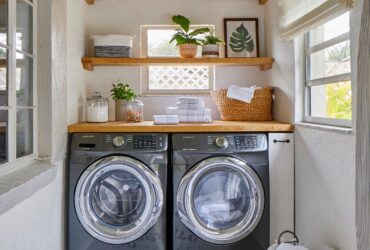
81;57;274;71
85;0;268;5
68;121;294;133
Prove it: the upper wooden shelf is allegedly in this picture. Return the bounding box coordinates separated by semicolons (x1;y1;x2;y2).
85;0;268;5
81;57;275;71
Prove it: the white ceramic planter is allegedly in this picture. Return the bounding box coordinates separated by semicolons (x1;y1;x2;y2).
202;44;220;58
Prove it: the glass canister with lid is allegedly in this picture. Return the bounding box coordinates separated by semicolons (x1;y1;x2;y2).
86;92;109;123
127;99;144;122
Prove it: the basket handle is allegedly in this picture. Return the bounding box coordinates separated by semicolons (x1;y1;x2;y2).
278;230;299;245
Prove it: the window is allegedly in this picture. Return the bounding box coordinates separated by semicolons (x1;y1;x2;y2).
141;25;215;95
0;0;37;165
304;12;351;127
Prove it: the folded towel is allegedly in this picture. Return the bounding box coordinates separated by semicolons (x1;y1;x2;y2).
176;102;205;110
166;107;211;117
153;115;179;125
227;85;261;103
177;97;204;105
178;115;212;123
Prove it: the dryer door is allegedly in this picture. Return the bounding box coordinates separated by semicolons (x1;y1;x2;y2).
177;156;264;244
75;156;163;244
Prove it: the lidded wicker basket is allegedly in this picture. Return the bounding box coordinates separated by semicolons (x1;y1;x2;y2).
210;87;273;121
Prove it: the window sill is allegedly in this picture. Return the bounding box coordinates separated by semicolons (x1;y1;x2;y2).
0;160;57;216
294;122;353;134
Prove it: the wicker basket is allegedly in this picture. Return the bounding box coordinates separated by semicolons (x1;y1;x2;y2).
210;87;273;121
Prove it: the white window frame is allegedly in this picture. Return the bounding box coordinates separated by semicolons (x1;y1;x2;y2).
140;25;215;95
0;0;38;168
303;14;352;127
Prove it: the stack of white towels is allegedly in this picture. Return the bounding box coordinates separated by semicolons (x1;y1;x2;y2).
153;97;212;125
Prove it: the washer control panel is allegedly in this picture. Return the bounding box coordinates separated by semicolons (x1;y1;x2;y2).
72;133;167;151
173;133;267;152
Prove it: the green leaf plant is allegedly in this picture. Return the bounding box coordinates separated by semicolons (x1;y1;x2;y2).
111;80;137;101
229;23;254;56
170;15;210;46
201;35;225;45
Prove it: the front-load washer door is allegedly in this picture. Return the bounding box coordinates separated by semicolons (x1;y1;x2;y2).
75;156;163;244
177;156;264;245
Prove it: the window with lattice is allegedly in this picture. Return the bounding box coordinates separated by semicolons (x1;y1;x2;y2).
141;25;215;94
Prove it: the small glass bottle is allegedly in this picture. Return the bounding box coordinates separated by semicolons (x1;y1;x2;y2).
86;92;109;123
127;99;144;122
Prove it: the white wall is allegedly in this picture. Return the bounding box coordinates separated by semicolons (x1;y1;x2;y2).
264;1;357;249
67;0;88;124
0;164;64;250
0;0;81;248
264;1;295;123
85;0;268;120
295;128;356;249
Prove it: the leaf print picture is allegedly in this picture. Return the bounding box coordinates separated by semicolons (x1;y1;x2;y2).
224;18;259;58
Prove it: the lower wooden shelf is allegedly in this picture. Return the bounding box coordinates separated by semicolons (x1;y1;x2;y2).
81;57;275;71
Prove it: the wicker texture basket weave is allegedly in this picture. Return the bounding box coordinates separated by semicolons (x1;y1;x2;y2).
210;87;273;121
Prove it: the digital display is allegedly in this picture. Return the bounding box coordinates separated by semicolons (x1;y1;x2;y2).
234;136;258;150
133;136;157;149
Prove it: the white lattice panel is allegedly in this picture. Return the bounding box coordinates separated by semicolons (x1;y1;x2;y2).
149;66;209;90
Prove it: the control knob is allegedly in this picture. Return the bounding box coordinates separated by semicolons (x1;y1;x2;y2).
215;137;229;148
113;136;125;147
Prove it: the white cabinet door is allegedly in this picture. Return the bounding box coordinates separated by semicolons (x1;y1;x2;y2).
269;133;294;244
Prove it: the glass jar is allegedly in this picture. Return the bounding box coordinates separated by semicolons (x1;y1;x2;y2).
86;92;109;123
127;99;144;122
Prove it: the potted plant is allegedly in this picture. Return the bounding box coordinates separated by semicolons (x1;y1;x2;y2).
170;15;210;58
201;35;224;58
111;81;144;122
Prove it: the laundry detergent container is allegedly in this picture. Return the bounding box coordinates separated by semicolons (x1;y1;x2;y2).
92;35;134;57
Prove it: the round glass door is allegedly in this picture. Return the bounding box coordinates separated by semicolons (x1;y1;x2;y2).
75;156;163;244
177;156;264;244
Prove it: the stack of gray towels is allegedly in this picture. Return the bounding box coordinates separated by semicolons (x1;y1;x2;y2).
153;97;212;124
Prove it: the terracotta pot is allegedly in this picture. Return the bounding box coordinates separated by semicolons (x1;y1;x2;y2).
179;44;198;58
202;44;220;58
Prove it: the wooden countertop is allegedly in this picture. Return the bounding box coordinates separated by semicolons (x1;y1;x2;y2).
68;121;294;133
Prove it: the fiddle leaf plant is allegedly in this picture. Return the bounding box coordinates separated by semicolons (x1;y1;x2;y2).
169;15;210;46
229;23;254;56
110;80;136;101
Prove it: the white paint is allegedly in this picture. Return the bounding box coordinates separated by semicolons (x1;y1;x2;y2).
295;127;356;250
265;1;357;249
264;0;295;123
268;133;294;244
0;160;64;250
85;0;267;120
66;0;88;124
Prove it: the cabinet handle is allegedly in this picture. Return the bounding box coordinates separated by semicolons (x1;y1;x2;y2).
273;139;290;143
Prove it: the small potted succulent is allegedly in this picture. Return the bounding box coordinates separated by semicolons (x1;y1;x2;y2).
111;81;144;122
201;35;224;58
170;15;210;58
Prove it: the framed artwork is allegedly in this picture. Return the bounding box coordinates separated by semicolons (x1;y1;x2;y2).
224;18;259;58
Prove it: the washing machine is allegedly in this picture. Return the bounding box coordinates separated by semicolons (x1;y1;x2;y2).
67;133;167;250
172;133;269;250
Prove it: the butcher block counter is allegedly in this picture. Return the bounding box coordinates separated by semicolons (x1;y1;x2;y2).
68;121;294;133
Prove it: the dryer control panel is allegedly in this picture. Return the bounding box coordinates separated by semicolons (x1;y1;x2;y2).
173;133;267;152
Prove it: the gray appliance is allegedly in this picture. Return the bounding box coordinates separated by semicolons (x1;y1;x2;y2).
172;133;269;250
68;133;167;250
